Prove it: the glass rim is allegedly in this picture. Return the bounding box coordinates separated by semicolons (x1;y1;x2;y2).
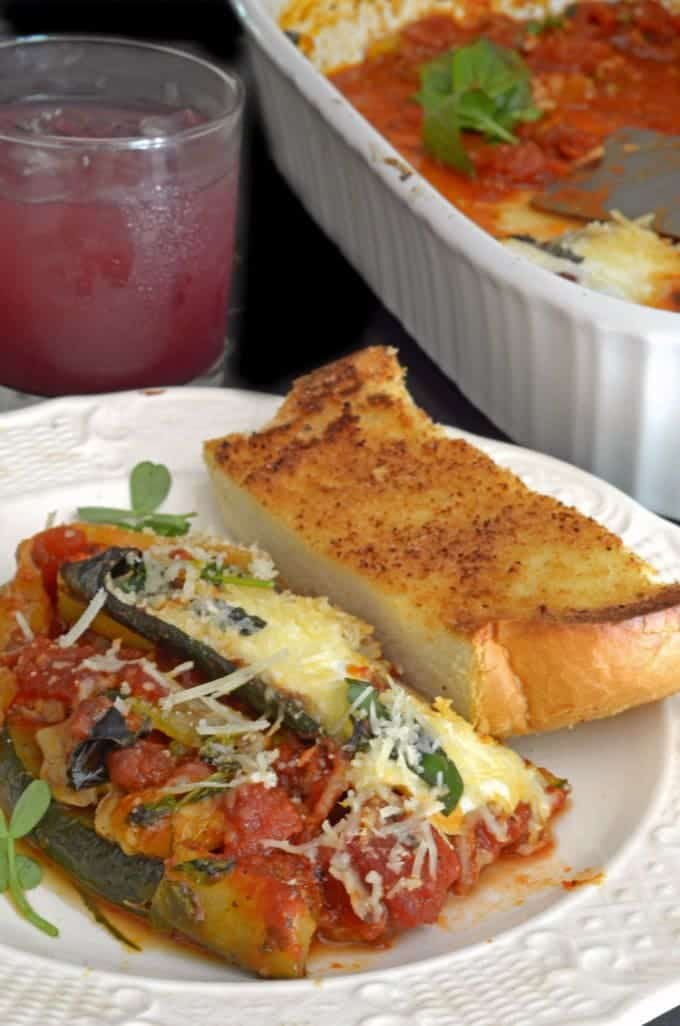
0;34;244;150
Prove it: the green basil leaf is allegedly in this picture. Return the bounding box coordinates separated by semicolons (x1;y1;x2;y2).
515;104;543;124
346;679;389;720
457;90;517;142
419;751;464;815
416;51;455;102
9;780;52;840
130;461;172;515
416;38;541;172
345;681;463;814
127;795;177;827
422;95;473;173
453;39;519;98
15;854;42;891
495;80;538;123
0;808;8;841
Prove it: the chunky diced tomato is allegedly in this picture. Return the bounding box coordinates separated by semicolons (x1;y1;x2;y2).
8;637;97;709
31;526;93;599
348;830;460;931
317;823;460;942
319;873;388;944
222;783;304;857
107;739;176;791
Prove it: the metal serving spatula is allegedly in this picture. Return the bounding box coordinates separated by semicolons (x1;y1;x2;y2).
531;127;680;240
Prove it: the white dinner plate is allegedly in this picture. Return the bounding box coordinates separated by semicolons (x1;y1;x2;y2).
0;387;679;1026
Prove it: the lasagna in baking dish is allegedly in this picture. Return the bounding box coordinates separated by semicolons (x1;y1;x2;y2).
279;0;680;310
0;523;567;977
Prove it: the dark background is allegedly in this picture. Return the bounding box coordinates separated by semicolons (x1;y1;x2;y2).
0;0;506;433
1;3;678;1024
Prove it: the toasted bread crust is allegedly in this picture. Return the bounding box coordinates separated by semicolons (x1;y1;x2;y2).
473;604;680;735
205;346;680;735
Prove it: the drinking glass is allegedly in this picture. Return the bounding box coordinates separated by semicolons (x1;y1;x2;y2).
0;36;243;410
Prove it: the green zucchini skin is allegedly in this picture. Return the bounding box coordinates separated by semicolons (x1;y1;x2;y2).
0;728;163;911
0;730;316;976
62;547;320;739
151;860;317;979
61;548;237;682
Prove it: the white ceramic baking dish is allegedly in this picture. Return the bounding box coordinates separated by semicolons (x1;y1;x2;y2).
233;0;680;519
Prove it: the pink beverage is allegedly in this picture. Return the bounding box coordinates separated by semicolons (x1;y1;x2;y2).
0;40;243;400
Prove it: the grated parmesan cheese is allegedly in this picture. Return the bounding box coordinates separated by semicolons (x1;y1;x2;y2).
196;718;271;736
166;661;195;678
13;610;34;642
161;652;286;710
80;533;554;857
57;588;107;648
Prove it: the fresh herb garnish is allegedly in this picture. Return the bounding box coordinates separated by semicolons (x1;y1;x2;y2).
415;38;542;174
78;461;195;537
347;678;389;722
175;773;231;808
127;795;178;827
130;461;171;514
0;779;58;937
526;13;566;34
345;680;463;814
200;561;275;590
176;857;235;883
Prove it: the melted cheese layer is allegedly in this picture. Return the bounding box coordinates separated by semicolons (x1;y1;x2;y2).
134;576;378;733
110;537;554;833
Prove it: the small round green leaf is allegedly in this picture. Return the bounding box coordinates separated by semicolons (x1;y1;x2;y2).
130;461;172;515
9;780;52;839
15;854;42;891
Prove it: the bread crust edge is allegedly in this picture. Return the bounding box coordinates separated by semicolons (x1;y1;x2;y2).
474;604;680;735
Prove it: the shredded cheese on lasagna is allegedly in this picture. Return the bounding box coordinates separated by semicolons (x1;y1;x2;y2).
57;588;107;648
13;610;34;642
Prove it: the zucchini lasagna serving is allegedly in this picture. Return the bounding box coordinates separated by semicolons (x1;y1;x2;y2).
0;523;567;977
280;0;680;310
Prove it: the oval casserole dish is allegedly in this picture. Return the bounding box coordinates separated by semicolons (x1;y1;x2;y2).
232;0;680;518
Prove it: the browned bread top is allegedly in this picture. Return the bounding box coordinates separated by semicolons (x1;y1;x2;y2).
206;346;680;632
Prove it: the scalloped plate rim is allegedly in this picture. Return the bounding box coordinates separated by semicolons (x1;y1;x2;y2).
0;387;678;1026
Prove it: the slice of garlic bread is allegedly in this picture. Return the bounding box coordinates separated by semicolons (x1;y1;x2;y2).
204;346;680;736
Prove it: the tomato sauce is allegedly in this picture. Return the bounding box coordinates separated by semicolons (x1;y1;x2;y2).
31;526;95;599
330;1;680;235
1;528;569;961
